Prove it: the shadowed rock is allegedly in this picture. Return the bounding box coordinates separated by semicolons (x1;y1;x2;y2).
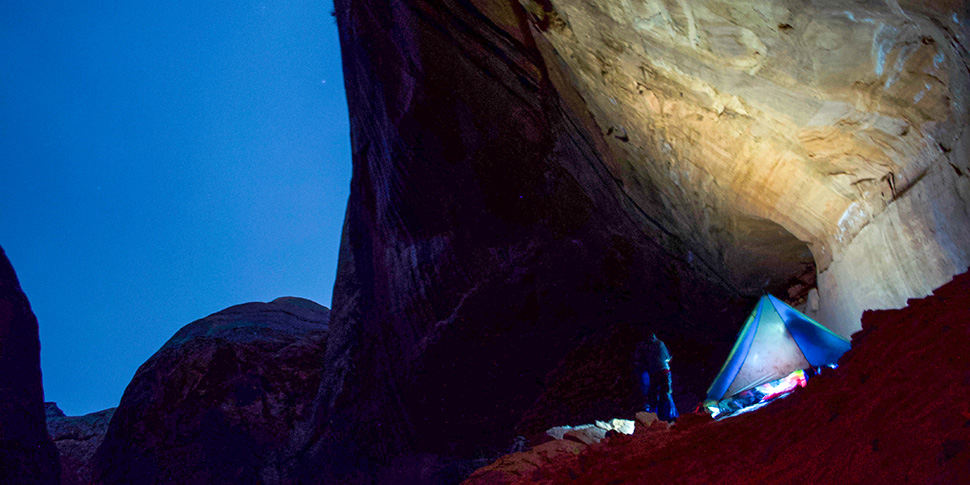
92;297;328;484
301;1;746;481
468;270;970;483
45;403;115;485
0;245;59;484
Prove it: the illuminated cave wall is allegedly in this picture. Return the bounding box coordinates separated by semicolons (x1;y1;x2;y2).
522;0;970;336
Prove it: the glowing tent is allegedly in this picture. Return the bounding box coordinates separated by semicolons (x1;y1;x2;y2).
704;294;851;416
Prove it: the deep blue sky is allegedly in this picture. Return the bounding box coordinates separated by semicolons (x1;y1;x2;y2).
0;1;349;415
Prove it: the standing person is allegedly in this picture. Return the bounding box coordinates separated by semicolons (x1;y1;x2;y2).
634;333;678;421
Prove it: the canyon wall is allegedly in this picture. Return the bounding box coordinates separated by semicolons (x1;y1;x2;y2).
305;0;970;480
305;0;749;480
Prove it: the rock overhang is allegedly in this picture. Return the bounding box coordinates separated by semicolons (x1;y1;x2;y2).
308;0;970;479
519;0;970;335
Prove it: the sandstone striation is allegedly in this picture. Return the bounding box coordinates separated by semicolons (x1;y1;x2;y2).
0;245;59;484
307;0;969;481
520;0;970;336
92;297;329;483
303;0;754;480
45;403;114;485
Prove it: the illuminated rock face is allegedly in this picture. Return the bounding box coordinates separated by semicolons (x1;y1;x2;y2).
522;0;970;336
311;0;969;480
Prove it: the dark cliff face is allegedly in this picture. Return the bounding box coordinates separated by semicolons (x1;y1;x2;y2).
92;298;329;483
0;245;60;484
303;0;747;480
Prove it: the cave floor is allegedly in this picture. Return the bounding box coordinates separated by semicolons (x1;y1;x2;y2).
468;271;970;484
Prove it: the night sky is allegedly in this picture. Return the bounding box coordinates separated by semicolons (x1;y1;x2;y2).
0;1;349;415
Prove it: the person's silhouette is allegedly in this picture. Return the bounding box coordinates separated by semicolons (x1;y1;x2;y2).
634;333;678;420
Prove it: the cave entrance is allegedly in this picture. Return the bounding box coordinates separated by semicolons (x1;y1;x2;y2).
720;214;817;305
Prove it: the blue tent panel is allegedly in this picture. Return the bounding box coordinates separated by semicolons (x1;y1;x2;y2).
705;298;764;401
706;295;852;403
766;295;851;367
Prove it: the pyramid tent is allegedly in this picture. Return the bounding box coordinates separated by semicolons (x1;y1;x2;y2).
706;294;851;402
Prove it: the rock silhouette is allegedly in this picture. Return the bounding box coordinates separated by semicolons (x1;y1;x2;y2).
0;245;59;484
92;297;329;483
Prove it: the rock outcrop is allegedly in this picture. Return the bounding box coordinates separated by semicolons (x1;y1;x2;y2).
467;270;970;483
92;297;328;483
45;403;114;485
303;0;754;480
0;245;59;484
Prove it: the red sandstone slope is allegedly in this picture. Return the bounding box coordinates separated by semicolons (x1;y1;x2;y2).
469;271;970;483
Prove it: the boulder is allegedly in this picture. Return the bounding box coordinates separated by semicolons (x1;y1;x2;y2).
0;245;59;483
562;426;607;445
92;297;328;483
634;411;660;428
547;418;635;443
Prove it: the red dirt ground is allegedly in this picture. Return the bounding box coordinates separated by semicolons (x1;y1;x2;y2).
468;271;970;483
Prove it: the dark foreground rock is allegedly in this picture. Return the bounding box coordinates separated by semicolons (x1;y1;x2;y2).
467;271;970;483
45;403;115;485
0;245;59;484
92;297;329;483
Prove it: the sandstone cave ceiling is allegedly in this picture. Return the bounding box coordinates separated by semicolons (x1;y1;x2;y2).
519;0;970;336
